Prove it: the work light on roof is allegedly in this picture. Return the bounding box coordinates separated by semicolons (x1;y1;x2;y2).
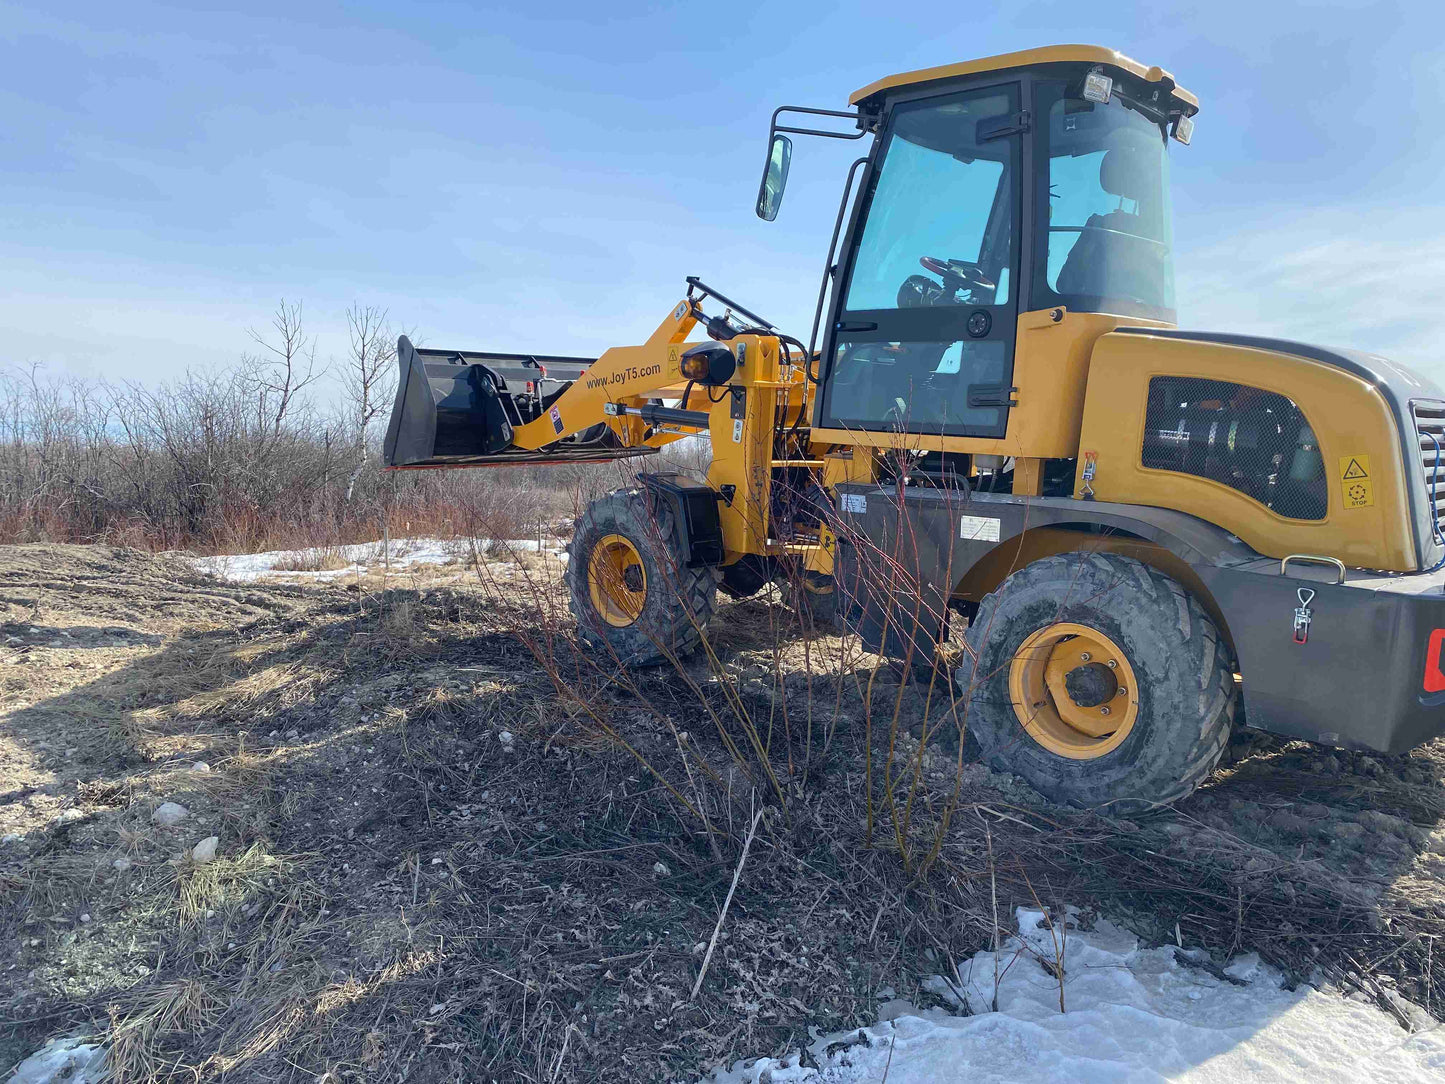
1082;70;1113;103
1172;112;1195;145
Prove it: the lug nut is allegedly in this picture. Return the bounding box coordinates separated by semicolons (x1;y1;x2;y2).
1100;706;1111;715
1116;687;1127;697
1106;659;1117;669
1080;652;1092;661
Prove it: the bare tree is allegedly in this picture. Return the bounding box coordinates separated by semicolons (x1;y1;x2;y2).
340;302;404;501
343;303;398;447
245;298;324;441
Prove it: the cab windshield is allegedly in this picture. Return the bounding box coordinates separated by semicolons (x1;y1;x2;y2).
1036;81;1175;319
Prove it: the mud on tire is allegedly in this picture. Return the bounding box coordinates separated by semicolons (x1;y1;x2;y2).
959;552;1235;815
566;488;716;666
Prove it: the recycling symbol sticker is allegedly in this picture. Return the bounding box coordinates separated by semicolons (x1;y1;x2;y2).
1338;454;1375;509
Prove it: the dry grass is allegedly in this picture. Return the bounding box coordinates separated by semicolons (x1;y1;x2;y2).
4;540;1445;1082
106;981;224;1083
270;547;350;573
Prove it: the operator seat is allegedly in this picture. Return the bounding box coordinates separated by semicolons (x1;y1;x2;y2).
1055;146;1167;303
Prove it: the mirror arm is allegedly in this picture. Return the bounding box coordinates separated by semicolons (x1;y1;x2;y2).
759;105;875;221
775;124;870;140
768;104;871;143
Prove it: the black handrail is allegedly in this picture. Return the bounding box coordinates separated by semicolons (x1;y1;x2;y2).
806;156;871;375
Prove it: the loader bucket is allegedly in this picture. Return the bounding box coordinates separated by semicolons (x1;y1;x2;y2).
382;336;658;468
384;337;506;465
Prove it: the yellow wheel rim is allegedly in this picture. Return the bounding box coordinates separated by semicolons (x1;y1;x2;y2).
1007;622;1139;760
587;534;647;628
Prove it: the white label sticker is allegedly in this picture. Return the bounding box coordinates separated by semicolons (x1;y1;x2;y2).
839;493;867;514
732;419;743;442
959;515;1001;542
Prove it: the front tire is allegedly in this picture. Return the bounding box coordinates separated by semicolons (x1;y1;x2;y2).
782;571;840;630
566;489;716;666
960;552;1234;815
718;554;773;601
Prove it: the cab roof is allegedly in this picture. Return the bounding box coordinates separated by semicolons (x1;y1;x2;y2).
849;44;1198;113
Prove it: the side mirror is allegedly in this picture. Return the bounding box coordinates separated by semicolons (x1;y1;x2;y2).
755;133;792;221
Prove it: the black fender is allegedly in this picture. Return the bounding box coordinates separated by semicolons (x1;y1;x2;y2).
636;472;726;569
832;484;1257;665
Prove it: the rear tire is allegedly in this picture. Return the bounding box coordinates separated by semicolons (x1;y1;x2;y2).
566;488;716;666
960;552;1234;815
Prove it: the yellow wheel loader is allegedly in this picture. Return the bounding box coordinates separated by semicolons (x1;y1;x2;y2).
383;45;1445;814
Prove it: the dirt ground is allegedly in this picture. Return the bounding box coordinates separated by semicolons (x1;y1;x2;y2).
3;543;1445;1081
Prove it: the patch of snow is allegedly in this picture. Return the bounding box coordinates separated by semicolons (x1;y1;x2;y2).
189;536;567;582
1224;951;1264;983
704;907;1445;1083
10;1037;109;1084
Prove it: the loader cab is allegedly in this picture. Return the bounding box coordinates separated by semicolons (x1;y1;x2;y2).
783;48;1197;443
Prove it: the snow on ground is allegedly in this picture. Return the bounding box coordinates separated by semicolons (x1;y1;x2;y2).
706;908;1445;1083
189;537;565;582
8;1037;109;1083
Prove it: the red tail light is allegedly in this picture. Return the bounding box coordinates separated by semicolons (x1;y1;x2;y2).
1425;629;1445;692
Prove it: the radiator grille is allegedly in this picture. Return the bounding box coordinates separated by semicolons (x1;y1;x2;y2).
1414;400;1445;544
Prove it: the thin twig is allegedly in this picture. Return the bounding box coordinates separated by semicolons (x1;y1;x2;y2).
690;806;765;1001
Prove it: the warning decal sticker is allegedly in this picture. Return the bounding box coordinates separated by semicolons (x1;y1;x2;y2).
959;515;1002;542
549;405;564;435
1338;454;1374;509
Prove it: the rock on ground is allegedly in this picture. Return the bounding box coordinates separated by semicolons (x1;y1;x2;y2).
191;836;219;863
151;802;188;827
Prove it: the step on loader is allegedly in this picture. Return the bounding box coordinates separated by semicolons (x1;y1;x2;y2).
383;45;1445;815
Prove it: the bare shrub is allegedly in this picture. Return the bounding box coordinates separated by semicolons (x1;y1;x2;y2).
270;546;349;572
0;299;624;553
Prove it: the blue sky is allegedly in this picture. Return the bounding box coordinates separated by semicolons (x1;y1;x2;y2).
2;0;1443;389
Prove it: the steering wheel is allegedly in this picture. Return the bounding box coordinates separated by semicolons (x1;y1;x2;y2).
831;342;899;388
898;257;996;307
920;256;996;293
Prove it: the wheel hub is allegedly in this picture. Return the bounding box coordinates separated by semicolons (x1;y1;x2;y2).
1007;622;1139;760
1063;662;1118;708
587;534;648;627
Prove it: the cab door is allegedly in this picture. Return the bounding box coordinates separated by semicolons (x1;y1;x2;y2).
818;82;1023;439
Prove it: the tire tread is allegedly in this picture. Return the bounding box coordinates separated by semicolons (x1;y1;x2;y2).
960;552;1236;814
565;488;715;666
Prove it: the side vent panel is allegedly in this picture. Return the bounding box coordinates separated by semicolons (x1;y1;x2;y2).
1141;376;1327;521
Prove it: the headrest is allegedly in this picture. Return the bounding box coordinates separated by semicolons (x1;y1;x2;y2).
1099;147;1146;201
